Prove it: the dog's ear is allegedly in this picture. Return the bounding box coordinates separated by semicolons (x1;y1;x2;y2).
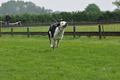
57;23;60;27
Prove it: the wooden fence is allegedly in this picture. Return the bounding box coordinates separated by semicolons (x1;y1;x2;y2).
0;25;120;39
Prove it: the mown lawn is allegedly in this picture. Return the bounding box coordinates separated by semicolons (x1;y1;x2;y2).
0;35;120;80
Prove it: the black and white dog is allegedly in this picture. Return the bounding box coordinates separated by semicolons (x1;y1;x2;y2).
48;21;68;51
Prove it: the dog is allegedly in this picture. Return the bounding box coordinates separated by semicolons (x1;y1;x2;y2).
48;21;68;51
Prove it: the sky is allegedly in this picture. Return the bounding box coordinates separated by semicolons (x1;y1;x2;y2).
0;0;117;12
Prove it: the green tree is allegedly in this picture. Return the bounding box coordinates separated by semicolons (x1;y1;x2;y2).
113;0;120;10
85;3;101;12
0;0;53;15
60;12;72;22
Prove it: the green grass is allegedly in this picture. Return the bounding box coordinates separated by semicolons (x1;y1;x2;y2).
0;35;120;80
0;27;49;32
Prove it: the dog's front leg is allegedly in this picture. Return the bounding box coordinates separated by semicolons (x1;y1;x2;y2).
56;40;60;47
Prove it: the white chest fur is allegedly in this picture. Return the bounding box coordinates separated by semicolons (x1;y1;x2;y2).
53;27;65;40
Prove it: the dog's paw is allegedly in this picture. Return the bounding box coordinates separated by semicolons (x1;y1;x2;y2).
50;44;53;48
55;44;58;47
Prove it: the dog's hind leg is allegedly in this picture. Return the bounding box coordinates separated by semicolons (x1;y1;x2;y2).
50;39;53;48
50;39;54;48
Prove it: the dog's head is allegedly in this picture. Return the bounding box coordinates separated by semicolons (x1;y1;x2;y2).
58;21;68;28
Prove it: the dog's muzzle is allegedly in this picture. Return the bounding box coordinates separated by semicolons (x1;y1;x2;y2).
63;23;68;27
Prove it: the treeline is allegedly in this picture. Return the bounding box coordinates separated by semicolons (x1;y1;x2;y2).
0;11;120;23
0;0;53;15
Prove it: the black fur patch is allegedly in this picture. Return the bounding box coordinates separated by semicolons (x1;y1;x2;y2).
48;23;60;38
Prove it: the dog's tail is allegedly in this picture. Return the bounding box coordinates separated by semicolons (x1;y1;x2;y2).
48;31;51;39
48;31;52;46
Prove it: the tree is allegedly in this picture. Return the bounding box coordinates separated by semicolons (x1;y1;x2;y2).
0;0;53;15
60;12;72;21
85;3;101;12
113;0;120;10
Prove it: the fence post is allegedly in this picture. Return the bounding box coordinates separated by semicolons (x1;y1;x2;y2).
27;27;30;37
11;27;13;36
98;24;102;39
102;24;106;39
73;23;76;37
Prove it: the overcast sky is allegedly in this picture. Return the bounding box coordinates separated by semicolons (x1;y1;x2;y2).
0;0;117;12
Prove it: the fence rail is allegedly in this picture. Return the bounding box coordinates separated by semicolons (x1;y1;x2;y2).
1;31;120;36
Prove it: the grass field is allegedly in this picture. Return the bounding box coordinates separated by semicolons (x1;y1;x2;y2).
0;35;120;80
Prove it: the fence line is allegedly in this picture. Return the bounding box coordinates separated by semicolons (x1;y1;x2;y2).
0;24;120;39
